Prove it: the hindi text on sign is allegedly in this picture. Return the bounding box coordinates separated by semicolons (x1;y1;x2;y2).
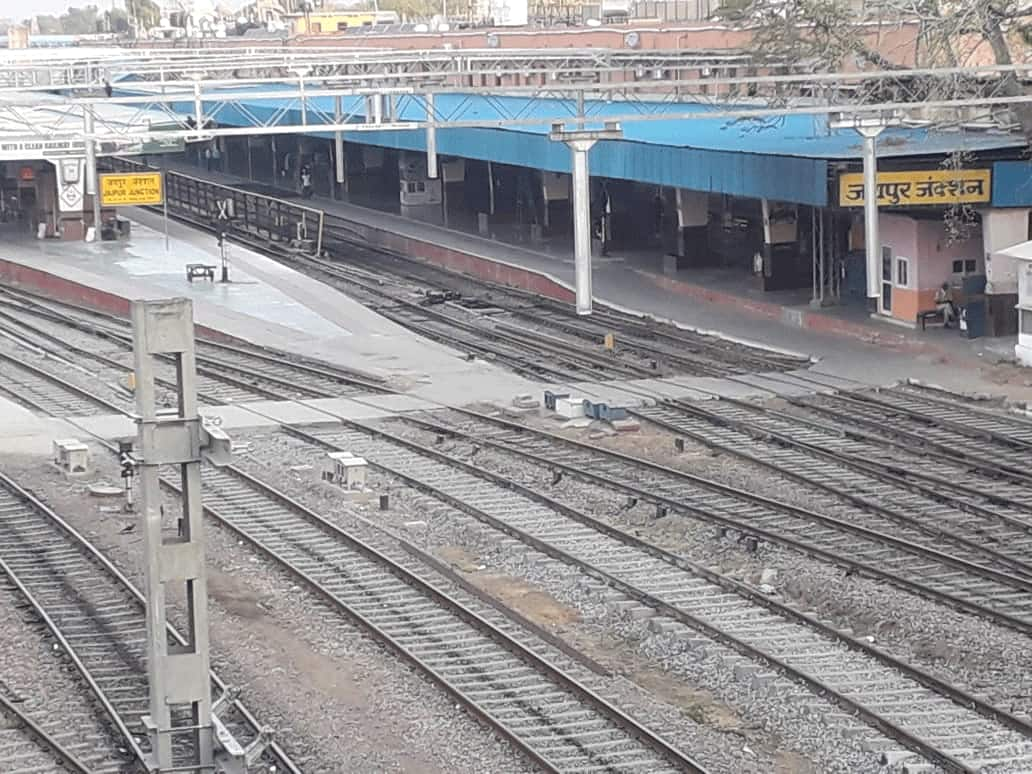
99;172;165;207
838;169;991;208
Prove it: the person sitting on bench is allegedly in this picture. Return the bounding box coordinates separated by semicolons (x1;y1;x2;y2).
934;282;957;328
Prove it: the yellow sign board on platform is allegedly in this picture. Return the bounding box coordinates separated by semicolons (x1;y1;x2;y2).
838;168;991;208
99;172;164;207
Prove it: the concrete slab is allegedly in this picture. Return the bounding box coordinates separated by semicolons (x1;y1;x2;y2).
68;413;136;440
302;397;393;421
235;400;339;425
350;393;443;414
199;404;280;430
722;372;829;398
2;416;82;455
667;376;778;400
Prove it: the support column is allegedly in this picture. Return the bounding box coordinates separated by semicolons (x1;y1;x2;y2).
982;207;1030;335
675;188;709;267
334;95;345;200
570;140;593;314
426;93;438;180
83;110;101;241
132;298;213;774
549;120;623;316
859;127;883;312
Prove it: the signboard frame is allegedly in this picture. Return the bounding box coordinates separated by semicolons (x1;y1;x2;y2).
99;171;165;207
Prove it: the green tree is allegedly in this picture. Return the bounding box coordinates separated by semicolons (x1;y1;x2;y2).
35;14;63;33
59;5;101;33
127;0;161;30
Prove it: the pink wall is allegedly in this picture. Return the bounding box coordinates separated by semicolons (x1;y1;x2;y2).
880;213;982;291
916;219;982;289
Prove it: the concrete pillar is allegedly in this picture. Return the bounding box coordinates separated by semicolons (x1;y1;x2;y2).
569;139;595;315
131;298;213;773
675;188;709;267
334;95;345;199
982;207;1030;335
859;127;884;312
426;94;438;181
83;110;101;241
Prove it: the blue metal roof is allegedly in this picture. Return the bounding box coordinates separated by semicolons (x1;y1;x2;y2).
145;88;1028;207
992;160;1032;208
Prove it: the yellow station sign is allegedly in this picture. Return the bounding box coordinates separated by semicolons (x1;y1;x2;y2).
838;168;991;208
99;172;164;207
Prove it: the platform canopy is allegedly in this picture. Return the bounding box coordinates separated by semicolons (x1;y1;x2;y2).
0;92;184;161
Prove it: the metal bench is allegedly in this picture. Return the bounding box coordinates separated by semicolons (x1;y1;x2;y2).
186;263;217;282
917;309;945;330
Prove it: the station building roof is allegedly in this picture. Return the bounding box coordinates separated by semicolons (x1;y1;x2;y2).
156;88;1029;207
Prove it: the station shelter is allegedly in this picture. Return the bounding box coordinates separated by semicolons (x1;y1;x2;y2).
152;88;1032;336
0;97;183;241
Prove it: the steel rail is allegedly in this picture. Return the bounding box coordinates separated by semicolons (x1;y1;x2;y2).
0;283;389;398
846;389;1032;452
0;347;130;416
791;394;1032;486
159;463;705;773
635;398;1032;578
334;245;803;377
424;408;1032;632
0;472;302;774
302;250;663;381
0;692;93;774
284;419;1024;774
0;304;245;407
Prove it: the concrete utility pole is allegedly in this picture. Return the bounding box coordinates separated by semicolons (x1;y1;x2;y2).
548;120;622;315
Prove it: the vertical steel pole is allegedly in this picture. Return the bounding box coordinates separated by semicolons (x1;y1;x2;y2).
570;139;596;316
83;110;101;241
860;127;883;311
163;171;169;252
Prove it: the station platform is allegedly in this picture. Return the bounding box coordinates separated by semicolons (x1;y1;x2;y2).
0;214;543;405
149;159;1032;402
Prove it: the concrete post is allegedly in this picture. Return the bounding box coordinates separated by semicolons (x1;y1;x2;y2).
334;95;345;196
549;121;623;316
426;93;438;180
131;298;213;774
83;110;101;241
570;138;595;315
859;127;884;311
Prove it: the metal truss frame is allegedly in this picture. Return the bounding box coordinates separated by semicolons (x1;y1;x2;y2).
1;49;1030;148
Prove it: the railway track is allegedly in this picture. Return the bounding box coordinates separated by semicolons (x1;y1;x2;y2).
0;313;711;772
0;692;94;774
0;348;131;416
186;462;706;773
102;157;809;383
0;472;299;774
405;408;1032;636
333;244;809;379
287;414;1032;774
793;390;1032;484
295;251;660;383
632;399;1032;579
0;284;390;401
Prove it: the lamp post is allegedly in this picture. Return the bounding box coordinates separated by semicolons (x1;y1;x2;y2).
548;120;623;316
